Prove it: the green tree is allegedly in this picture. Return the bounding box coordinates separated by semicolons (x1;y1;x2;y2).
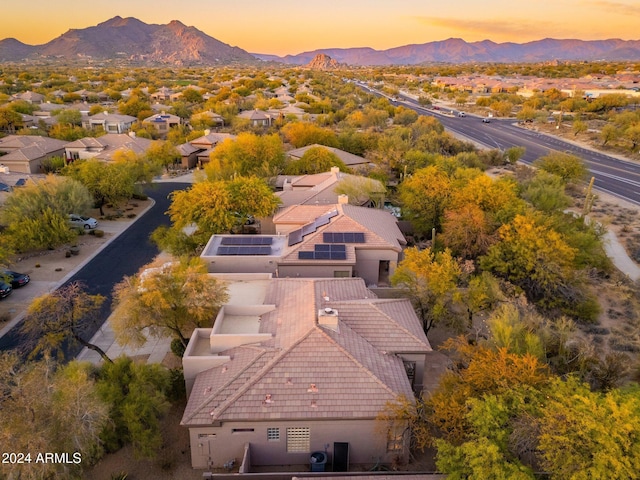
21;282;111;362
226;176;281;231
205;132;285;179
281;121;339;148
95;357;170;458
625;123;640;151
391;247;462;335
600;124;619;146
111;257;228;347
334;175;386;207
0;355;109;480
398;166;451;236
519;170;572;213
1;175;92;251
55;108;82;126
572;118;588;136
534;152;588;184
283;146;349;175
145;140;181;172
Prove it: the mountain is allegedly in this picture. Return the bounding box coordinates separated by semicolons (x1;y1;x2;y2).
305;53;340;70
254;38;640;65
0;16;256;65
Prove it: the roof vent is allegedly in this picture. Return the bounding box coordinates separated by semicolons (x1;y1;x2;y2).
338;194;349;204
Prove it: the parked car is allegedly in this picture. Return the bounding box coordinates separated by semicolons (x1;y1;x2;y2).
68;214;98;230
2;270;30;288
0;282;12;299
14;178;27;187
0;182;11;192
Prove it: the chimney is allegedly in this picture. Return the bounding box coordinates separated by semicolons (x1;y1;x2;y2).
318;307;339;331
338;194;349;204
330;166;340;175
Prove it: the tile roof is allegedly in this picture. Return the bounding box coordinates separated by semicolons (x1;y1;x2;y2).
182;278;429;426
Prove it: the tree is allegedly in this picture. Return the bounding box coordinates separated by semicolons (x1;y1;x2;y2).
391;247;462;335
519;170;572;213
398;166;451;236
1;175;92;251
95;356;170;458
206;132;285;179
0;354;109;480
600;124;619;146
283;146;349;175
55;108;82;126
226;176;281;231
572;118;588;136
533;152;588;184
625;123;640;151
538;378;640;479
111;257;229;348
145;140;181;172
21;282;111;362
281;121;338;148
441;204;494;259
334;175;386;208
480;214;585;313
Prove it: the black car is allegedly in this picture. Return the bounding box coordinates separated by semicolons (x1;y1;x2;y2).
2;270;30;288
0;282;12;299
14;178;27;187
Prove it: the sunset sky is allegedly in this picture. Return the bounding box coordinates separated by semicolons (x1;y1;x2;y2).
2;0;639;56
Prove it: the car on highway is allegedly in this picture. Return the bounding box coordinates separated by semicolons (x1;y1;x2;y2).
458;112;466;117
482;118;491;123
0;281;12;299
68;214;98;230
2;270;30;288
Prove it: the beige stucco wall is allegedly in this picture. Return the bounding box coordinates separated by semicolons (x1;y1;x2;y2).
204;256;279;274
353;249;399;286
277;264;353;280
188;418;402;469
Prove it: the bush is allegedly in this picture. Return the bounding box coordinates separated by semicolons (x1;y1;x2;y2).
167;368;186;401
94;229;104;238
170;338;186;358
132;193;148;201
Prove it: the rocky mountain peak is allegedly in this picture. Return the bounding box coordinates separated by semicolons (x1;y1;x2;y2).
305;53;340;70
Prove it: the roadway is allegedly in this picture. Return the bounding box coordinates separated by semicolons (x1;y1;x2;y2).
358;82;640;206
0;182;186;358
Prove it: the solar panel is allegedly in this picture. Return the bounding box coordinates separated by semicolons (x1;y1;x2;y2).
314;210;338;228
314;243;346;252
288;229;303;246
217;245;271;255
331;251;347;260
323;232;365;243
221;237;273;245
315;244;331;252
302;222;316;236
315;251;331;260
299;251;315;259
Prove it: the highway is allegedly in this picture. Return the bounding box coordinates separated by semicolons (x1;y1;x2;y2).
359;82;640;206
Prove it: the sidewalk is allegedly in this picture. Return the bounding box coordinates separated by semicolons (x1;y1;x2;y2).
0;171;199;364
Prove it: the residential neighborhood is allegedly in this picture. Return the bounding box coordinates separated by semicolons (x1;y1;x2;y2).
0;28;640;479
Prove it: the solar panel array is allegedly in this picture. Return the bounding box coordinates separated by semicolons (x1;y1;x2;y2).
217;246;272;256
323;232;365;243
221;236;273;245
298;244;347;261
287;210;339;247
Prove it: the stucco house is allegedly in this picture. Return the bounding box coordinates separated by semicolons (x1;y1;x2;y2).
0;135;67;173
141;112;181;137
181;275;431;471
64;133;152;162
237;109;274;127
178;132;236;168
201;203;405;287
83;112;137;134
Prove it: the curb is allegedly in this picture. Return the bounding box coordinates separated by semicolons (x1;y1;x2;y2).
0;198;156;340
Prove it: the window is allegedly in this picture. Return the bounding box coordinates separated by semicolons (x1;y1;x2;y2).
286;427;310;453
333;271;350;278
232;428;255;433
267;427;280;441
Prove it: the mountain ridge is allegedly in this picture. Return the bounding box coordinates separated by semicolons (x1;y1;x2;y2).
1;17;639;65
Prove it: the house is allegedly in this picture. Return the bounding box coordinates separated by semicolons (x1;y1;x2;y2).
12;91;45;104
64;133;152;162
141;112;181;137
286;144;372;171
83;112;137;134
178;132;236;168
181;275;431;470
0;135;67;173
274;167;385;211
201;203;406;287
190;111;225;128
237;109;274;127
